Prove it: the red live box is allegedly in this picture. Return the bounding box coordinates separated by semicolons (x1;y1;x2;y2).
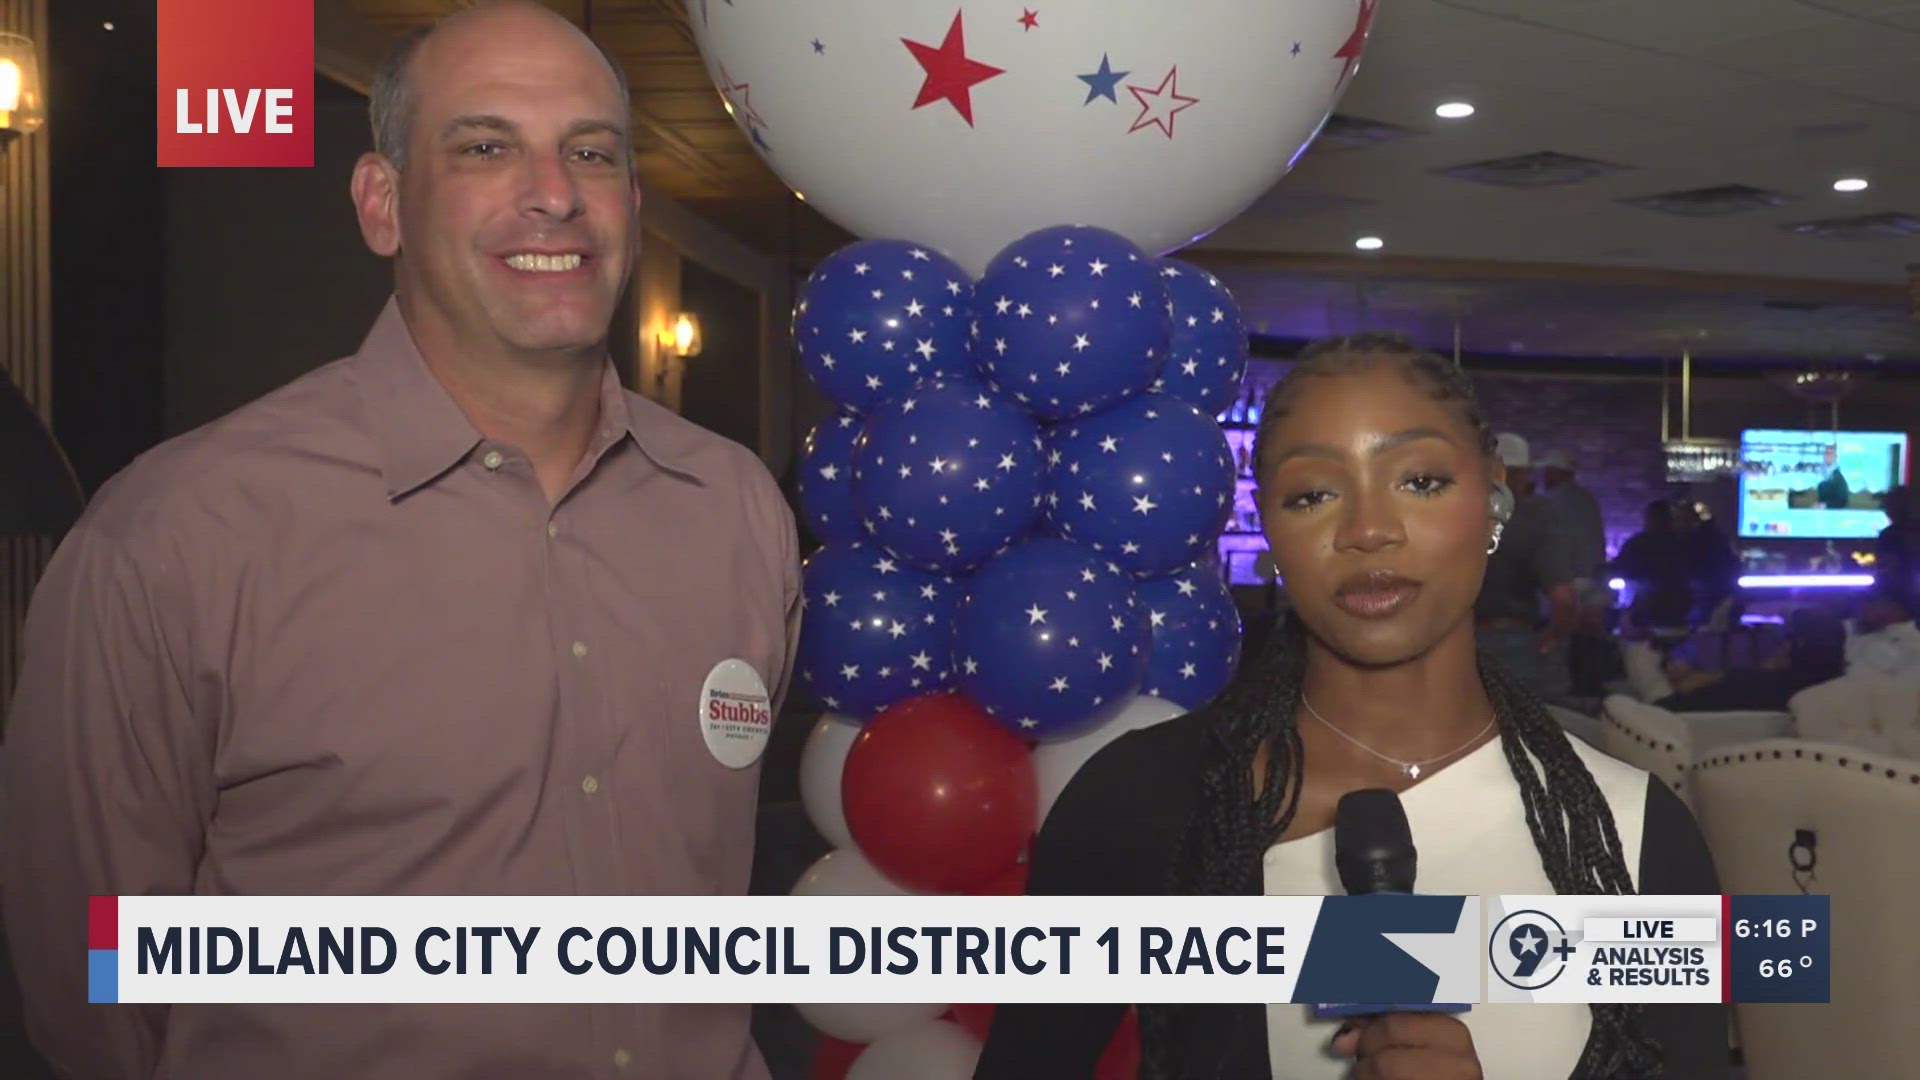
157;0;314;167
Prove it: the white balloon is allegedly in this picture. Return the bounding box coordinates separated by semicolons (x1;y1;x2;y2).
1033;694;1186;823
692;0;1373;275
790;847;915;898
799;713;863;850
848;1020;983;1080
790;849;944;1042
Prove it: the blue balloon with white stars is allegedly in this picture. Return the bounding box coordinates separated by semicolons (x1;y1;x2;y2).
1153;259;1249;417
796;409;865;546
1136;561;1244;711
1046;393;1237;577
954;537;1150;741
794;239;977;413
972;225;1172;421
796;542;958;718
851;379;1046;574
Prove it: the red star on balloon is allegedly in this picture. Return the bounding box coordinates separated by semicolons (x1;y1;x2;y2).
1333;0;1377;86
1126;66;1198;139
902;11;1005;127
715;62;765;129
1018;9;1038;30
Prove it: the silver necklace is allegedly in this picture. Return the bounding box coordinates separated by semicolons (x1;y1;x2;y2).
1301;696;1495;780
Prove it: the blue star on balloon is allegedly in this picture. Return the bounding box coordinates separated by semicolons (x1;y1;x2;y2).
1077;53;1129;105
812;39;825;54
954;537;1150;741
1136;561;1243;711
972;225;1171;422
797;542;958;718
797;409;866;546
1153;258;1249;417
851;379;1046;573
794;239;977;414
1045;392;1237;577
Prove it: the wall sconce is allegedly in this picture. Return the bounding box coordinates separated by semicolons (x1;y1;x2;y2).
0;32;46;155
660;312;702;359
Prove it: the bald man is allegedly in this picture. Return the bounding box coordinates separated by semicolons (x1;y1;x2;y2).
1;5;799;1077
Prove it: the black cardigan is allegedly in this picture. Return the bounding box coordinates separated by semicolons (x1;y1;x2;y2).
971;712;1730;1079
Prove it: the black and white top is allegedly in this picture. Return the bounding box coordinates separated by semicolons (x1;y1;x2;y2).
974;713;1728;1080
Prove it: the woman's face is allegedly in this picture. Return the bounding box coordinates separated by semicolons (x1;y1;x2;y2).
1256;365;1496;667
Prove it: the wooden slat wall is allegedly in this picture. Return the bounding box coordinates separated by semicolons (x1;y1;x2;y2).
1;0;53;718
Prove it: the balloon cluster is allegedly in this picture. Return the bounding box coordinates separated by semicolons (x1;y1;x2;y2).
789;228;1250;1074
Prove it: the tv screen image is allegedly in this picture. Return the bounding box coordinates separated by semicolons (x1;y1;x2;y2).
1737;429;1909;540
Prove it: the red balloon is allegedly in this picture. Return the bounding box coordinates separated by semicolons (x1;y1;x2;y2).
812;1035;865;1080
1095;1007;1142;1080
947;1002;997;1042
842;692;1038;893
965;858;1030;896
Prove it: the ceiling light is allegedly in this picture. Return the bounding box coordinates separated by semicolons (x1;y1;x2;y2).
1833;177;1869;193
1354;236;1384;251
1435;101;1475;119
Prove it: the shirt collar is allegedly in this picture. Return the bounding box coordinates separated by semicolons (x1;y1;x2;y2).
352;298;708;498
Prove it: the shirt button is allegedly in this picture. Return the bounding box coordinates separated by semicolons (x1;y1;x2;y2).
482;450;504;470
571;641;589;659
582;775;600;796
547;521;560;538
612;1049;632;1069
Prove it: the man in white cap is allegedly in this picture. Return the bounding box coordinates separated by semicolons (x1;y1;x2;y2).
1477;433;1579;702
1539;448;1607;590
1539;448;1618;695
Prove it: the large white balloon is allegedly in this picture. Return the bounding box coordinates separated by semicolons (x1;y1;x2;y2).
799;713;863;850
791;847;915;898
790;849;945;1043
848;1019;983;1080
691;0;1375;275
1032;694;1186;823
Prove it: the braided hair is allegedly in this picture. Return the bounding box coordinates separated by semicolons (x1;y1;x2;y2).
1136;333;1663;1079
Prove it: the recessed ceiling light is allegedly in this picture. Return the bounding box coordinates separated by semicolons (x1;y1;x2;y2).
103;20;115;30
1833;177;1869;193
1354;236;1385;251
1435;101;1475;119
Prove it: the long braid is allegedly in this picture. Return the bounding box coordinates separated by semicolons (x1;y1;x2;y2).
1138;333;1662;1079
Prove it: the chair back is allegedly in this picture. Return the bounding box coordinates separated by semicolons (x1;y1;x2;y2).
1692;739;1920;1080
1601;694;1694;801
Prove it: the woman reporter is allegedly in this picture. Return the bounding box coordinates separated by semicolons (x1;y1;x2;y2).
974;334;1725;1079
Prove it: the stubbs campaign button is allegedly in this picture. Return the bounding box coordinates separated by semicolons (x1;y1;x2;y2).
700;659;773;769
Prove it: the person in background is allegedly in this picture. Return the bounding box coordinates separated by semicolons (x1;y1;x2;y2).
1673;499;1740;626
0;4;800;1078
1816;465;1852;510
1657;608;1846;712
1877;486;1920;605
1612;500;1693;633
1475;433;1580;703
1537;450;1606;588
1537;449;1618;695
1845;585;1920;679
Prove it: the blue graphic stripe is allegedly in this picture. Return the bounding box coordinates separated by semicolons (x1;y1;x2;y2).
87;950;117;1004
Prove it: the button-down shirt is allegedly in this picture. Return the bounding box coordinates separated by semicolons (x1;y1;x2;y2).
2;300;801;1080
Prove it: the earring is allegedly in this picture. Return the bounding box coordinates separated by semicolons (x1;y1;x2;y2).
1487;522;1504;555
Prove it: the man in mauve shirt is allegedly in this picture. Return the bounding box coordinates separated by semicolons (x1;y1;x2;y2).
1;3;799;1077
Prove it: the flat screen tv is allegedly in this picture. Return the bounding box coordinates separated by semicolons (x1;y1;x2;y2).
1737;429;1909;540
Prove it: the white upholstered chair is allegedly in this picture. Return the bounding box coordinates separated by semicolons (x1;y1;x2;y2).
1691;738;1920;1080
1601;695;1698;802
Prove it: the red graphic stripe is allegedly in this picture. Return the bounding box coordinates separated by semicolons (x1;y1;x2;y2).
1720;894;1732;1003
88;896;117;951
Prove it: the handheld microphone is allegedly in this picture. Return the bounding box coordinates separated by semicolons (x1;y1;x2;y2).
1312;788;1470;1019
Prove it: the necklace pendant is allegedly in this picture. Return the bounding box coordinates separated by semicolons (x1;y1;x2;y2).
1404;764;1421;780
